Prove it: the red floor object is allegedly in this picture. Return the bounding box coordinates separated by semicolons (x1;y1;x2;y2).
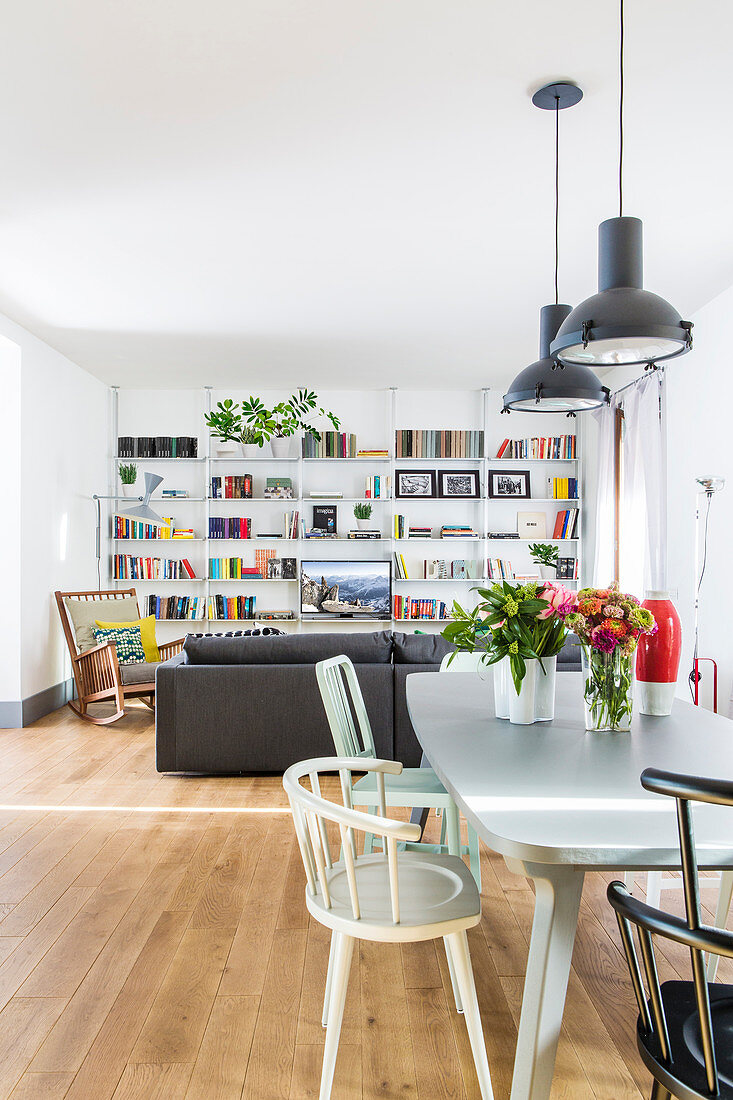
636;591;682;715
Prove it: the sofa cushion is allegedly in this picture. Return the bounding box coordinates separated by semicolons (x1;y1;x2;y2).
120;661;158;685
65;596;140;651
182;630;394;666
392;631;455;665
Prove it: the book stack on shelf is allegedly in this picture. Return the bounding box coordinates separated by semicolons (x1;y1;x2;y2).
171;527;195;540
209;517;251;539
553;509;579;539
440;524;479;540
210;475;252;499
364;474;390;498
145;594;206;620
302;432;358;458
113;555;197;580
487;558;515;580
208;595;256;620
395;429;484;458
549;476;578;498
162;489;189;499
495;435;576;459
408;525;432;540
118;436;198;458
114;517;168;540
209;558;259;580
556;556;579;579
357;449;389;458
348;529;381;540
393;596;448;621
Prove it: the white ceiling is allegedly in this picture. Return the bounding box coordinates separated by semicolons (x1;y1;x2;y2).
1;0;731;390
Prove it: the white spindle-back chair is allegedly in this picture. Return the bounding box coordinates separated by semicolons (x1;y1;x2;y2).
315;654;481;888
284;756;495;1100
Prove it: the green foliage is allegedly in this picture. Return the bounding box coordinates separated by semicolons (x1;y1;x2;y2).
353;502;372;520
529;542;559;567
118;462;137;485
240;390;341;442
204;399;243;442
239;423;262;446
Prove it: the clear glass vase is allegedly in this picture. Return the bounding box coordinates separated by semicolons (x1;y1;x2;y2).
581;645;634;732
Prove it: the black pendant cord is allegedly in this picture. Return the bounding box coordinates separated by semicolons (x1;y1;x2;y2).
619;0;624;218
554;94;560;305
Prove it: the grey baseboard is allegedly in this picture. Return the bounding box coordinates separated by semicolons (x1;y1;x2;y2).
0;679;75;729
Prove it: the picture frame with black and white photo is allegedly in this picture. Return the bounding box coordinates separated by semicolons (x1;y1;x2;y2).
488;469;531;499
437;469;480;499
395;469;437;499
267;558;283;579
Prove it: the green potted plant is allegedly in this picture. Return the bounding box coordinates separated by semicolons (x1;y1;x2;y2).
353;501;373;532
241;390;341;459
529;542;559;580
239;423;263;458
118;462;138;498
204;399;243;459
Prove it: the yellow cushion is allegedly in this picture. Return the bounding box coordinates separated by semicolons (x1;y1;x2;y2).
95;614;159;662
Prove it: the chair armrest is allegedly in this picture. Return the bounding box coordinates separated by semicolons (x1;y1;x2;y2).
159;638;186;661
74;642;120;694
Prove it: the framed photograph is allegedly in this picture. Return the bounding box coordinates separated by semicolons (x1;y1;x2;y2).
267;558;283;579
488;469;530;499
395;469;437;499
437;469;480;499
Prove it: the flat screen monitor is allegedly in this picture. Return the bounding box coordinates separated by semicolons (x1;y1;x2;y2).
300;560;392;620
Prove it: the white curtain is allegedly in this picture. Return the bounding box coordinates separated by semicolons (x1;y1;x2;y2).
591;398;617;586
618;371;667;595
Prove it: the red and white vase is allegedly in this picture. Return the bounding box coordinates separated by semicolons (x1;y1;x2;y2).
636;591;682;716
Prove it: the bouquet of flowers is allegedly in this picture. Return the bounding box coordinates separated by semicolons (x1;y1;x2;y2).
565;584;656;731
443;580;576;694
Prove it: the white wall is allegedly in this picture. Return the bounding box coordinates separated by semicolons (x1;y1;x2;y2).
0;312;108;710
0;338;22;706
665;286;733;712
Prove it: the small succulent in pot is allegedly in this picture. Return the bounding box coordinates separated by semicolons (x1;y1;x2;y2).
240;423;264;456
354;501;373;530
118;462;138;497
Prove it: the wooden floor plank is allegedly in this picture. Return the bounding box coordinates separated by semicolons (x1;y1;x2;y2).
111;1062;193;1099
0;997;67;1098
8;1072;74;1099
185;995;259;1100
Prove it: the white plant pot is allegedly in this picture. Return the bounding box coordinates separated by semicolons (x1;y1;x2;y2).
242;444;261;458
508;659;538;725
534;654;557;721
120;483;136;498
494;657;510;719
215;440;241;459
539;564;557;580
355;517;371;531
270;438;291;459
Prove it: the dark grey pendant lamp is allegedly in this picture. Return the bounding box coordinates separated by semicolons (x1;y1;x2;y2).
550;0;692;367
503;83;609;412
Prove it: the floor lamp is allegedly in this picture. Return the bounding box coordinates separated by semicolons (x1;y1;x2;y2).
93;473;170;592
691;475;725;710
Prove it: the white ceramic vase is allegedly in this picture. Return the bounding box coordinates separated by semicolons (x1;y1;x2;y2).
508;659;538;725
539;564;557;580
242;444;261;458
356;518;370;531
121;483;136;498
270;437;291;458
534;654;557;721
216;440;241;459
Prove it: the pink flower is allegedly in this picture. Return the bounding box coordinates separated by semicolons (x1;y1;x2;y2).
591;626;618;653
537;583;578;620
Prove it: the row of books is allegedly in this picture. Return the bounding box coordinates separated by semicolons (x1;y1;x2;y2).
209;517;251;539
301;432;358;458
496;435;576;460
393;555;483;580
208;557;297;580
364;475;391;498
113;555;197;580
144;595;207;620
549;477;578;499
395;429;484;459
393;596;448;621
207;595;257;620
117;436;198;458
487;559;515;580
113;517;170;540
552;509;580;539
211;475;253;499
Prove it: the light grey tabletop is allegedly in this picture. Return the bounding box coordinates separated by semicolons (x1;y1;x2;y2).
406;671;733;870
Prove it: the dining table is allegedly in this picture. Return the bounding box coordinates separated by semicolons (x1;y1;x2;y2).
406;669;733;1100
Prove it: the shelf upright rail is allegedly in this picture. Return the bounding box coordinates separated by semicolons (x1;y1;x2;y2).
204;386;212;626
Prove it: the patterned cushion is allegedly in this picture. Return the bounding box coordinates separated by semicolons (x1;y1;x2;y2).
92;625;146;665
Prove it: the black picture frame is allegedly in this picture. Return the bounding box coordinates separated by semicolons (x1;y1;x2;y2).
395;469;437;499
488;469;531;499
437;469;481;499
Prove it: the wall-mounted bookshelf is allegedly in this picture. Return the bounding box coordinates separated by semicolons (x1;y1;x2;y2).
105;388;584;632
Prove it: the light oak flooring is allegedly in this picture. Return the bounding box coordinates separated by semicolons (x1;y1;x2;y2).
0;702;727;1098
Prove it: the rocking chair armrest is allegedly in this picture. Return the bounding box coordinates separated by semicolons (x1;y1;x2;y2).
73;640;117;664
159;638;186;661
74;641;121;694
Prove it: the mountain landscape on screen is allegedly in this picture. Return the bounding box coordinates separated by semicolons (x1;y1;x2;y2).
301;562;391;617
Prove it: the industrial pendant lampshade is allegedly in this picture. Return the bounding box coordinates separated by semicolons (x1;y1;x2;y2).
503;83;609;412
550;1;692;367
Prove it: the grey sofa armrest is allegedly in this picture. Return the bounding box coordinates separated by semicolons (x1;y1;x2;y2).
155;653;185;771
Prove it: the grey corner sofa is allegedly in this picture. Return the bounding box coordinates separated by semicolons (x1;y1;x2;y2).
155;630;581;774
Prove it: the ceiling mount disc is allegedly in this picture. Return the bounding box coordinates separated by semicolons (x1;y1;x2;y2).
531;82;583;111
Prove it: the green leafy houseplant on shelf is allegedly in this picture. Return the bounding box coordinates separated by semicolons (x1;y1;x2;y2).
241;390;341;457
118;462;137;497
353;502;372;530
529;542;559;580
204;399;243;457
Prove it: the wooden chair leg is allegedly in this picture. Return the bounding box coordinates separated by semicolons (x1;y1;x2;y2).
443;935;464;1014
319;932;354;1100
141;695;155;710
445;930;494;1100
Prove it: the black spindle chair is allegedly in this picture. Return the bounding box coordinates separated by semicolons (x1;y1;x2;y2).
608;769;733;1100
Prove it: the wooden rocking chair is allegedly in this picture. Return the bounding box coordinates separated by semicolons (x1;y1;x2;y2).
55;588;185;725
